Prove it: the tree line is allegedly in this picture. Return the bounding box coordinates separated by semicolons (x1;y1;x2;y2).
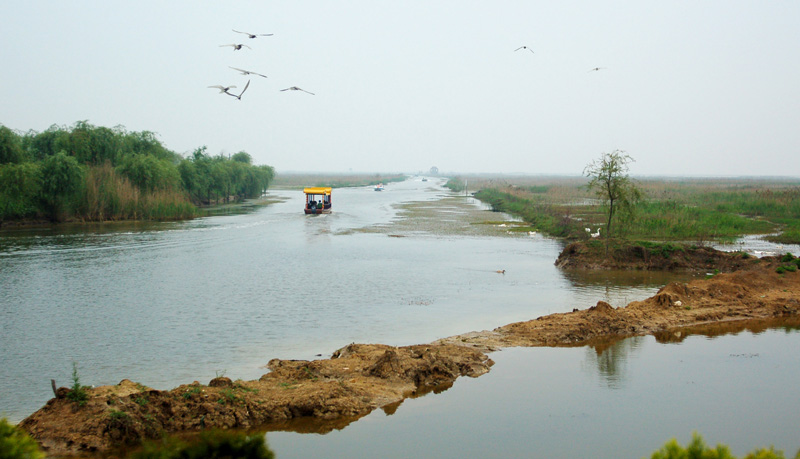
0;121;275;223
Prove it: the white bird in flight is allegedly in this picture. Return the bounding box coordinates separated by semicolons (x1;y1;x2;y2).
220;43;252;51
228;80;250;100
280;86;315;95
514;46;534;54
208;84;237;95
588;67;607;72
233;29;273;39
229;67;267;78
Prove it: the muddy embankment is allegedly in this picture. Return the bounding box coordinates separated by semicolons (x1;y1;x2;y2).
19;245;800;457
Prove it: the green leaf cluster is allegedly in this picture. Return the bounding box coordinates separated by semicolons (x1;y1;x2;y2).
129;429;274;459
584;150;642;239
0;418;44;459
648;432;799;459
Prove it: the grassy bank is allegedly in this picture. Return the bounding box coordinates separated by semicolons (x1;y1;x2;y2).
446;176;800;244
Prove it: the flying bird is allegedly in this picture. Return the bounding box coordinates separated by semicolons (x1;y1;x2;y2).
233;29;274;39
229;67;267;78
588;67;607;72
280;86;315;95
514;46;534;54
220;44;252;51
208;84;237;96
227;80;250;100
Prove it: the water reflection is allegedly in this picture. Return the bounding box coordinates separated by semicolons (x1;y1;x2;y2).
581;336;644;389
582;318;800;389
652;316;800;344
267;324;800;459
559;269;698;308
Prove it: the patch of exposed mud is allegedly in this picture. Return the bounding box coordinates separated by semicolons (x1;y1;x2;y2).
355;194;527;237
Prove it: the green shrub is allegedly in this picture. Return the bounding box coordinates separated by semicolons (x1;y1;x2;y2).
129;429;274;458
0;418;44;459
647;432;800;459
780;253;796;262
66;362;89;406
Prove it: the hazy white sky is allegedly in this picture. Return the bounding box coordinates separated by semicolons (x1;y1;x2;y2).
2;1;799;177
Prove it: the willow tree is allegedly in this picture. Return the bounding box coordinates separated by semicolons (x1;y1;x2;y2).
584;150;641;240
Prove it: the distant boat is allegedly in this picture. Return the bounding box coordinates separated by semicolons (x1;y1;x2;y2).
374;183;384;191
421;177;428;182
304;187;332;214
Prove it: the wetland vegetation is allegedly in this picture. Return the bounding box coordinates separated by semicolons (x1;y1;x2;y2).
0;121;275;225
447;174;800;246
271;172;407;189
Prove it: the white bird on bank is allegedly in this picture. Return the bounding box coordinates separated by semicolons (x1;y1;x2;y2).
220;43;252;51
233;29;273;39
229;67;267;78
591;228;601;238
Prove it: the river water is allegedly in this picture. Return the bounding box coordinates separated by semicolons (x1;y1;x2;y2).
1;177;798;457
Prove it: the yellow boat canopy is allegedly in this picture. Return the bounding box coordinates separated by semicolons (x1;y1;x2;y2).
303;187;332;196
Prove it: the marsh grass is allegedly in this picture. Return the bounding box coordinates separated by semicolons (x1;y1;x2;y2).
80;164;198;221
458;175;800;244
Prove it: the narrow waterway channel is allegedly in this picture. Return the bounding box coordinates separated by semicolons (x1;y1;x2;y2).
1;177;798;457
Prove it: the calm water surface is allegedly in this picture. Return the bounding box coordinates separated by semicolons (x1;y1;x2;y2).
268;323;800;458
1;178;797;457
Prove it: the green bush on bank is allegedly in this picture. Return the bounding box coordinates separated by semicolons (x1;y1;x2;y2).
647;432;800;459
0;418;44;459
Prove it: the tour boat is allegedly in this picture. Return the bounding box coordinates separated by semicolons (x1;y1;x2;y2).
374;183;384;191
304;187;332;214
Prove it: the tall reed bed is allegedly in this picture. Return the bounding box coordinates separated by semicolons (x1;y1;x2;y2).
80;164;198;221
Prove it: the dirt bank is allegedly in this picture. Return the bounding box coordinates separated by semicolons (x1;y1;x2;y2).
19;258;800;456
19;344;492;456
555;240;758;271
438;257;800;350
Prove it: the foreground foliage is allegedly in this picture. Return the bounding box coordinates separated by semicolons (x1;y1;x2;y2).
648;432;800;459
0;122;275;223
0;418;43;459
129;430;274;459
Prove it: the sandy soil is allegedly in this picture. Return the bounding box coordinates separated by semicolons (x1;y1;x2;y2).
18;251;800;457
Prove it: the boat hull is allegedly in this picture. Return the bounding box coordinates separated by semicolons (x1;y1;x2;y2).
304;208;331;214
